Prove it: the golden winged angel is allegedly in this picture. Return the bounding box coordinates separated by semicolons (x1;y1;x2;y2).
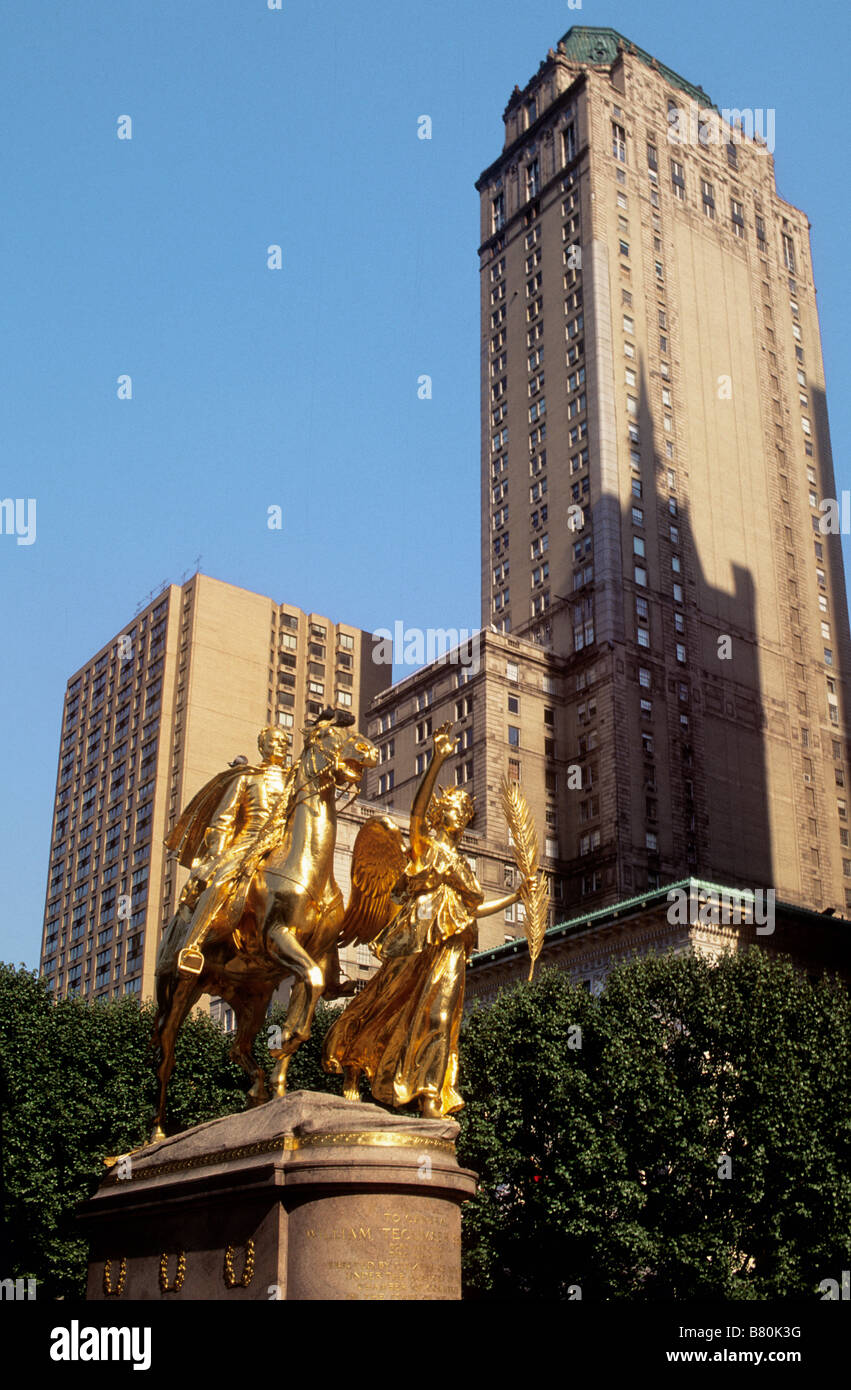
322;722;540;1118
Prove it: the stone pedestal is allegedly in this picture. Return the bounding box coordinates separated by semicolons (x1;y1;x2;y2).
80;1091;477;1301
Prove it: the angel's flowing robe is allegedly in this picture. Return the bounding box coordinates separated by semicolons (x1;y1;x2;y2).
323;841;484;1114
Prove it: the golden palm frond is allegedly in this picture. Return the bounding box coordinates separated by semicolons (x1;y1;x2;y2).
500;778;549;981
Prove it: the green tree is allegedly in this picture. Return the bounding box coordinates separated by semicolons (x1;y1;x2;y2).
0;964;247;1298
261;997;345;1096
6;951;848;1302
458;951;851;1300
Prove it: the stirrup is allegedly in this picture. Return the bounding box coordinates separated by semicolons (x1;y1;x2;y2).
177;947;205;976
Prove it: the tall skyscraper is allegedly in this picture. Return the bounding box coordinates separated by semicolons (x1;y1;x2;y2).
471;24;851;913
39;574;389;1003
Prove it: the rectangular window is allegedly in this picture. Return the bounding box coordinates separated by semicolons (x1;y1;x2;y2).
670;159;685;199
701;179;715;218
612;123;626;162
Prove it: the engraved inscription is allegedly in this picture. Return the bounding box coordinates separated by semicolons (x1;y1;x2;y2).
296;1205;457;1298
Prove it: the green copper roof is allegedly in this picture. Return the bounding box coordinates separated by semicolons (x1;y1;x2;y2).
559;26;716;112
471;877;845;970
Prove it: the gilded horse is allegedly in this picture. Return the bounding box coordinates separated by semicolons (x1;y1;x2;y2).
149;709;378;1141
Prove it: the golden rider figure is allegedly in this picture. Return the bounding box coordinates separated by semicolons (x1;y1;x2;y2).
164;725;295;976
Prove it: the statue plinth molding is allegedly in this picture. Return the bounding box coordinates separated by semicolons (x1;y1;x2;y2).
81;1092;476;1301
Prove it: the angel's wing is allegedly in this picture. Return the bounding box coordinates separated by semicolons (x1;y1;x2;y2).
337;816;407;948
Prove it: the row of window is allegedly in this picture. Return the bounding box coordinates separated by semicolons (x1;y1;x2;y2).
490;179;589;634
490;118;577;234
613;112;798;266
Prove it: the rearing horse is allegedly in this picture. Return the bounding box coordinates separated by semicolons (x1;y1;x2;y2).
149;709;378;1141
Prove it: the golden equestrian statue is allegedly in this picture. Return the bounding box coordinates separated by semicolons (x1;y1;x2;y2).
160;725;295;978
322;722;547;1118
149;708;378;1141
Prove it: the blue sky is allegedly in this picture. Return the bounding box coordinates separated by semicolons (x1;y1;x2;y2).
1;1;848;968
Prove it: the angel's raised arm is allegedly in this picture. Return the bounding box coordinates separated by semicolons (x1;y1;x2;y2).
409;723;457;864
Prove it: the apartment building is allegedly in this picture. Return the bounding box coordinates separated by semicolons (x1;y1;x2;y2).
39;573;388;1002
